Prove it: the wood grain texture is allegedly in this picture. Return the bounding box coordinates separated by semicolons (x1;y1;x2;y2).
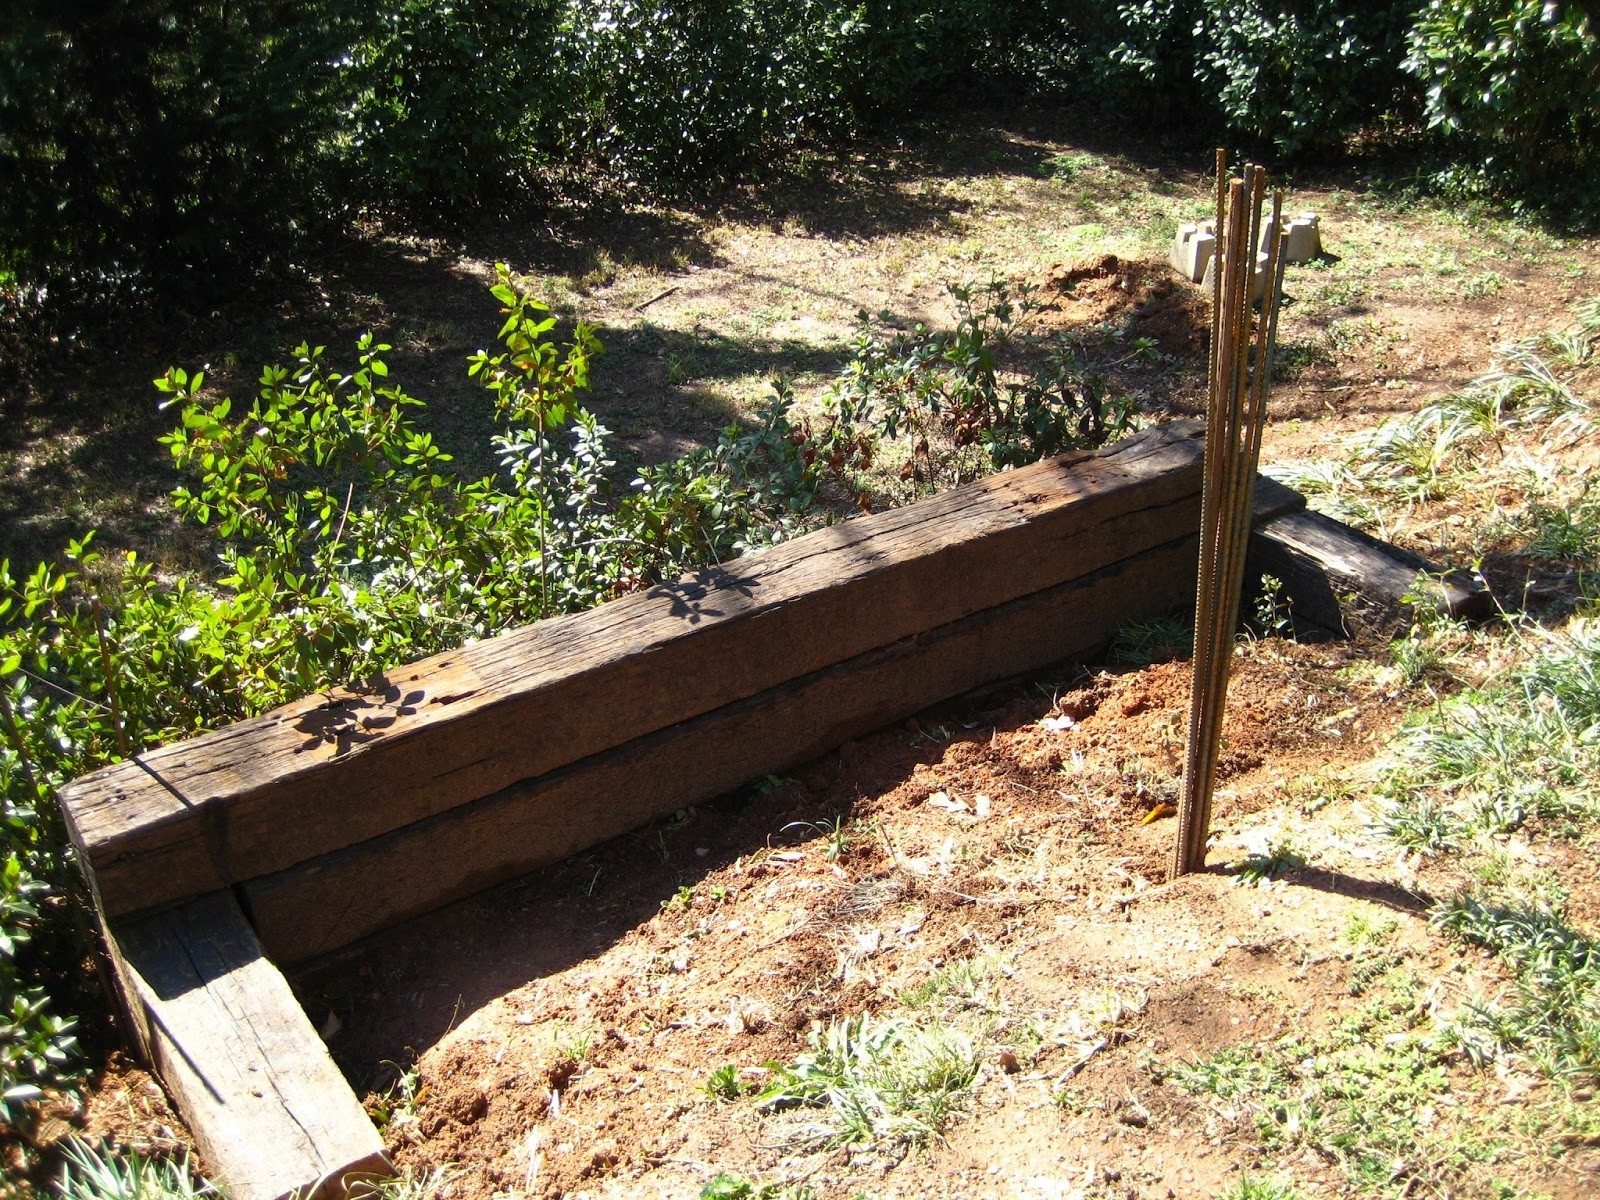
1249;506;1491;638
244;533;1201;964
63;422;1209;919
108;892;389;1200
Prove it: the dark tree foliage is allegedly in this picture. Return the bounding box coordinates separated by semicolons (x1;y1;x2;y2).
1407;0;1600;199
0;1;353;296
354;0;565;216
1092;0;1417;151
2;0;1598;313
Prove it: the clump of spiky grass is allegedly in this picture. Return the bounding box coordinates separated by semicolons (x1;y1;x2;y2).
55;1140;216;1200
1108;615;1191;664
757;1014;979;1149
1376;618;1600;847
1433;885;1600;1081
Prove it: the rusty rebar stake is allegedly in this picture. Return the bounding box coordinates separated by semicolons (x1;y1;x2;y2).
1173;156;1289;878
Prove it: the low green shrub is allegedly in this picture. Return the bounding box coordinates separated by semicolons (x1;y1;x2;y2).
1405;0;1600;203
820;278;1138;496
0;266;826;1118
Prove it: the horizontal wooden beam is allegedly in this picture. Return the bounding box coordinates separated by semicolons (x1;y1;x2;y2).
1249;506;1491;637
108;892;389;1200
63;422;1211;920
247;475;1305;963
245;532;1201;963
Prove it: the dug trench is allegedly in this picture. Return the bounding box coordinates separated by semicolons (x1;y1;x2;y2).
291;635;1589;1200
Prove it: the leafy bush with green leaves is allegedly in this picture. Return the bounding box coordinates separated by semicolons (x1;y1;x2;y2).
1404;0;1600;197
2;0;1091;309
1092;0;1416;152
554;0;859;193
1091;0;1208;123
1194;0;1416;155
0;266;825;1117
821;279;1138;494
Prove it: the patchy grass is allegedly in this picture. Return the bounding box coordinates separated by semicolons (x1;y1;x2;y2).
1434;884;1600;1081
756;1014;981;1150
1377;619;1600;847
1170;956;1505;1196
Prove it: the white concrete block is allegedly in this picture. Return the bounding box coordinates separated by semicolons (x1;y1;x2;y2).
1201;250;1275;301
1169;220;1216;283
1256;211;1320;265
1285;213;1320;264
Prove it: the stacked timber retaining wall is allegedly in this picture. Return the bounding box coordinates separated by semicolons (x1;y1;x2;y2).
56;419;1484;1200
62;420;1255;964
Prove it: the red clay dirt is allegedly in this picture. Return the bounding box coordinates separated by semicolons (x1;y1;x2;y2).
287;636;1597;1199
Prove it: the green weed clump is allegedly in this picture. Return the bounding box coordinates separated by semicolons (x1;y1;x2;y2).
818;278;1139;500
55;1139;215;1200
757;1014;980;1149
1434;886;1600;1080
1171;968;1496;1196
1269;298;1597;522
1378;619;1600;849
1217;1178;1309;1200
1109;615;1193;664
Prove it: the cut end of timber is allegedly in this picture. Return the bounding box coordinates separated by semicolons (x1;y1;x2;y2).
1249;506;1491;638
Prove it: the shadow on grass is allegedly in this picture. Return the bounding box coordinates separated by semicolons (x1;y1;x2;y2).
0;103;1222;570
1277;865;1434;916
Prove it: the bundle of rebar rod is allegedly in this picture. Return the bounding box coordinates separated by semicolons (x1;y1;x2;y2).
1172;153;1290;878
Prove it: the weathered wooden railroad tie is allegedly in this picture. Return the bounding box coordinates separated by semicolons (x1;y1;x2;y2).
57;419;1486;1200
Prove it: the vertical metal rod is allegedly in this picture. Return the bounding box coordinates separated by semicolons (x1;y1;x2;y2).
1182;152;1231;842
1176;172;1247;876
1174;162;1290;878
1201;167;1268;787
1184;156;1230;749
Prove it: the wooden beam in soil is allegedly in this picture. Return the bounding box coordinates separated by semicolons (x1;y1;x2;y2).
62;421;1214;921
242;534;1201;962
1249;505;1491;638
107;891;389;1200
246;475;1305;963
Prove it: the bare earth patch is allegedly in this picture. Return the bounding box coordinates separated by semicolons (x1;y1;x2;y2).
293;640;1599;1199
12;111;1600;1199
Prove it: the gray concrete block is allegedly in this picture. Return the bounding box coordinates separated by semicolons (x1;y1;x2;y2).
1170;220;1216;283
1201;249;1273;300
1285;213;1320;264
1256;211;1321;265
